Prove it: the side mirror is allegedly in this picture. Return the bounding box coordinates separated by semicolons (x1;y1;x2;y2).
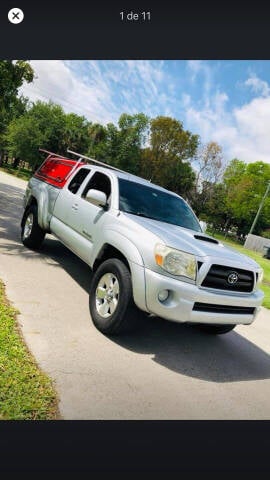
85;189;107;208
199;220;207;233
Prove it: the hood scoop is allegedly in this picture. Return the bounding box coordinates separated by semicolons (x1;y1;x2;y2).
194;235;219;245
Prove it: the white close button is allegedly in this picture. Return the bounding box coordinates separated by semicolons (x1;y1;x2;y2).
8;8;24;24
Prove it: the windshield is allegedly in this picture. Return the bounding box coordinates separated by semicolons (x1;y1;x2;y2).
118;178;201;232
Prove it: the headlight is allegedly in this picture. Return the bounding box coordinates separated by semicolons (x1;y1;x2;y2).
154;244;196;280
257;269;264;284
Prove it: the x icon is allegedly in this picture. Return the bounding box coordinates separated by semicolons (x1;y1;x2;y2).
8;8;24;24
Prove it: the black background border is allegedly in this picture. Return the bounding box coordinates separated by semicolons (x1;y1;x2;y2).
1;421;270;473
0;0;270;59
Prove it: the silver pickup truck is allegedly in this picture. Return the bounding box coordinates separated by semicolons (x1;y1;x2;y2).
21;150;264;336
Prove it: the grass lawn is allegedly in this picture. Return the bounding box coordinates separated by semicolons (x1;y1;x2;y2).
210;232;270;309
0;281;58;420
0;164;32;182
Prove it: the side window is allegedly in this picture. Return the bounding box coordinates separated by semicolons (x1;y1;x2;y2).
82;172;112;205
68;168;90;194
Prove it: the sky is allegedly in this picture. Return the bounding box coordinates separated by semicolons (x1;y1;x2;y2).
20;60;270;164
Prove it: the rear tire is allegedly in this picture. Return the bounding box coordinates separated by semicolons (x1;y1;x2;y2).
21;205;45;250
196;324;236;335
89;258;141;335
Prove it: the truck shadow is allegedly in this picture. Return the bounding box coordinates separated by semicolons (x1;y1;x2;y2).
1;181;270;383
112;317;270;383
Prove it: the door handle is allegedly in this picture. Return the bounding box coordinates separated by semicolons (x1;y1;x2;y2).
72;203;79;211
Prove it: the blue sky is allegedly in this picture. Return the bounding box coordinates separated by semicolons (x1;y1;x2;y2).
20;60;270;164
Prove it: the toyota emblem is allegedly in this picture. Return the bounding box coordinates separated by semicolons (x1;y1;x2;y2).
227;272;239;285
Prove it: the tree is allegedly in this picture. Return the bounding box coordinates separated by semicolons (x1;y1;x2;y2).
5;101;91;171
194;141;224;190
189;141;225;221
223;160;270;236
192;182;228;230
87;123;108;160
116;113;149;173
87;113;149;174
140;116;198;196
59;112;91;154
0;60;34;163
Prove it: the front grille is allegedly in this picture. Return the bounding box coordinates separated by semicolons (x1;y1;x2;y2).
201;264;254;292
193;303;255;315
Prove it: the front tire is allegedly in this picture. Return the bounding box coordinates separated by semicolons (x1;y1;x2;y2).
21;205;45;250
89;258;140;335
196;324;236;335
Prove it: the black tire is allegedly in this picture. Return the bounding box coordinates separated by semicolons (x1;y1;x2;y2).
89;258;141;335
21;205;45;250
196;324;236;335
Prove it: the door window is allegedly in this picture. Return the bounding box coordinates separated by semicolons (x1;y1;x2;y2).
82;172;112;205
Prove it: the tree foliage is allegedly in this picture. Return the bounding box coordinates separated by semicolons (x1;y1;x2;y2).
195;141;224;189
140;116;198;196
88;113;149;174
0;60;34;157
223;160;270;235
5;101;91;170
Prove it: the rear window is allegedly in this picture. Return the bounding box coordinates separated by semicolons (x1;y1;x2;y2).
34;156;85;188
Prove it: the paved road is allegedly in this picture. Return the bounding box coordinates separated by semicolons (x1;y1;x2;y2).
1;170;270;419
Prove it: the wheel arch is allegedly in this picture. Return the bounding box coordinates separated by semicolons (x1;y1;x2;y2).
24;191;49;231
92;237;147;313
21;195;37;226
93;244;131;272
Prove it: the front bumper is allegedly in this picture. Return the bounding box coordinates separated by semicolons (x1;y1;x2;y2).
145;268;264;325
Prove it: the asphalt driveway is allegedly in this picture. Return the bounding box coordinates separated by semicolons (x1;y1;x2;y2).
1;170;270;419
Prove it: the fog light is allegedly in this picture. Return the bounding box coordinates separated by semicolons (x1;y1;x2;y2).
158;289;169;302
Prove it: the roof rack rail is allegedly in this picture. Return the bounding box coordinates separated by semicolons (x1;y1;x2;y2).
38;147;130;178
67;149;128;174
39;148;71;160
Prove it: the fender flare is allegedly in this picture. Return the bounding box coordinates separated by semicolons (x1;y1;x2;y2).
93;230;144;268
93;230;148;312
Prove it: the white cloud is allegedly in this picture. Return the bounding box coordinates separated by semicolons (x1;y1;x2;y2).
231;97;270;162
187;60;213;106
186;87;270;164
19;60;171;125
183;64;270;164
186;91;231;139
182;93;191;107
187;60;204;81
245;74;270;97
19;60;118;124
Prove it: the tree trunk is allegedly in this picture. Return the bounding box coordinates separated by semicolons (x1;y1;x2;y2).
13;157;20;169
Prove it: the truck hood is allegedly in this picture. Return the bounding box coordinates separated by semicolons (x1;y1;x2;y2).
124;213;258;269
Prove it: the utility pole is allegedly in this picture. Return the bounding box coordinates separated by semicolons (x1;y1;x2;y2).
249;181;270;235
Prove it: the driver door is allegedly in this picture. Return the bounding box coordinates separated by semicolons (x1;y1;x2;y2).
65;171;112;264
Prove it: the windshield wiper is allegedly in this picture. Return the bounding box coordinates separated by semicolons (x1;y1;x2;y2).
123;210;153;220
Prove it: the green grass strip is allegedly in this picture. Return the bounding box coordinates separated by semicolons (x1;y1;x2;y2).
0;281;58;420
0;165;32;181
